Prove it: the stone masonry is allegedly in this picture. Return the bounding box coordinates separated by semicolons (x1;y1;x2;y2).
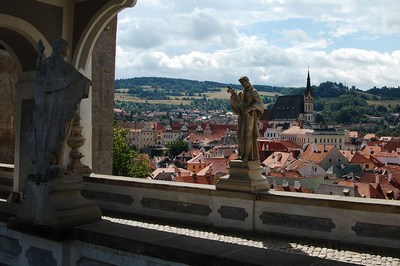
91;17;117;174
0;49;17;164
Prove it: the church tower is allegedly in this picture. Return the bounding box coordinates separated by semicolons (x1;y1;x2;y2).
304;70;314;123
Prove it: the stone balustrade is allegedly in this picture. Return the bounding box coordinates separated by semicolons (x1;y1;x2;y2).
83;173;400;250
1;167;399;250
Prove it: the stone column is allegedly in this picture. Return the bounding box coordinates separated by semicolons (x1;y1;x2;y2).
12;79;35;195
0;50;17;164
91;17;117;174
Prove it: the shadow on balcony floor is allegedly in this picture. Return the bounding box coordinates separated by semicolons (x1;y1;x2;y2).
97;211;400;266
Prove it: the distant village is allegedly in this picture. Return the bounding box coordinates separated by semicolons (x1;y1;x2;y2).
114;72;400;200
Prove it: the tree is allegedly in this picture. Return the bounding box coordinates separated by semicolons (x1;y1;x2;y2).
166;140;189;157
113;128;151;178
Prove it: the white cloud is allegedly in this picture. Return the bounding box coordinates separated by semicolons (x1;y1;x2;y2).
281;29;329;49
115;1;400;90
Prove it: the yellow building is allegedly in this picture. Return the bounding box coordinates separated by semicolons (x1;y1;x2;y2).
280;126;346;150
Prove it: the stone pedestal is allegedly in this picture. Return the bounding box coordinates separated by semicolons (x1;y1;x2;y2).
67;114;92;175
17;175;101;228
216;160;269;192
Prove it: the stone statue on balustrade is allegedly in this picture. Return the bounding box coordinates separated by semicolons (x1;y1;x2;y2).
27;39;91;182
216;76;268;192
227;76;264;162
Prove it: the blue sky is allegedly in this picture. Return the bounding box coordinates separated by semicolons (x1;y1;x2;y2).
115;0;400;90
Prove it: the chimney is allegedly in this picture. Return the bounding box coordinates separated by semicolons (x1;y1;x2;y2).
343;188;350;196
264;166;270;175
388;171;392;182
375;174;380;184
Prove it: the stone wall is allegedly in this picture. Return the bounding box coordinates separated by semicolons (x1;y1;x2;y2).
0;220;178;266
1;174;399;265
82;174;400;250
91;17;117;174
0;50;17;164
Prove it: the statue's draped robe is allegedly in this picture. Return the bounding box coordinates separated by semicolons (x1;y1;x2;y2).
231;86;264;161
27;55;90;180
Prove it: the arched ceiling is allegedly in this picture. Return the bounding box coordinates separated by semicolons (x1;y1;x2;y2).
0;0;136;74
0;28;37;72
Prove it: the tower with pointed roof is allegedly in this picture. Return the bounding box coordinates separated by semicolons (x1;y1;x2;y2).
304;70;314;124
267;70;315;129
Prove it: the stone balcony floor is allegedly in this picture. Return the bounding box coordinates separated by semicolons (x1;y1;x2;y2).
103;215;400;266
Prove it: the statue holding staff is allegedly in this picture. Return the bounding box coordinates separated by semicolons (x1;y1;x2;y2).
227;76;264;162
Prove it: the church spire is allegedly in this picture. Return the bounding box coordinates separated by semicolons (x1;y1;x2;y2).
305;67;312;96
303;67;314;124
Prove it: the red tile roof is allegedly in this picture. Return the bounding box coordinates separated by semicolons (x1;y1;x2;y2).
262;152;294;169
383;140;400;152
341;151;373;164
197;161;228;177
375;151;399;158
174;174;214;185
115;121;145;129
269;171;301;178
258;140;289;151
356;172;400;199
300;144;334;164
273;185;313;193
364;133;378;140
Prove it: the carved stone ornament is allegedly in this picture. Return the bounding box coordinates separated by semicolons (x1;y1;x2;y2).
67;114;92;174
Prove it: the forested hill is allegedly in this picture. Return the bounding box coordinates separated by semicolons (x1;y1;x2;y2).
114;77;286;93
366;86;400;99
114;77;400;99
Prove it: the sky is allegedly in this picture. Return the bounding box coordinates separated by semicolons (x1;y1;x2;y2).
115;0;400;90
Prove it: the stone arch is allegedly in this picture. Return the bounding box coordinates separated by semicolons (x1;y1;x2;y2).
0;14;51;75
73;0;137;71
0;15;52;167
0;0;139;193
